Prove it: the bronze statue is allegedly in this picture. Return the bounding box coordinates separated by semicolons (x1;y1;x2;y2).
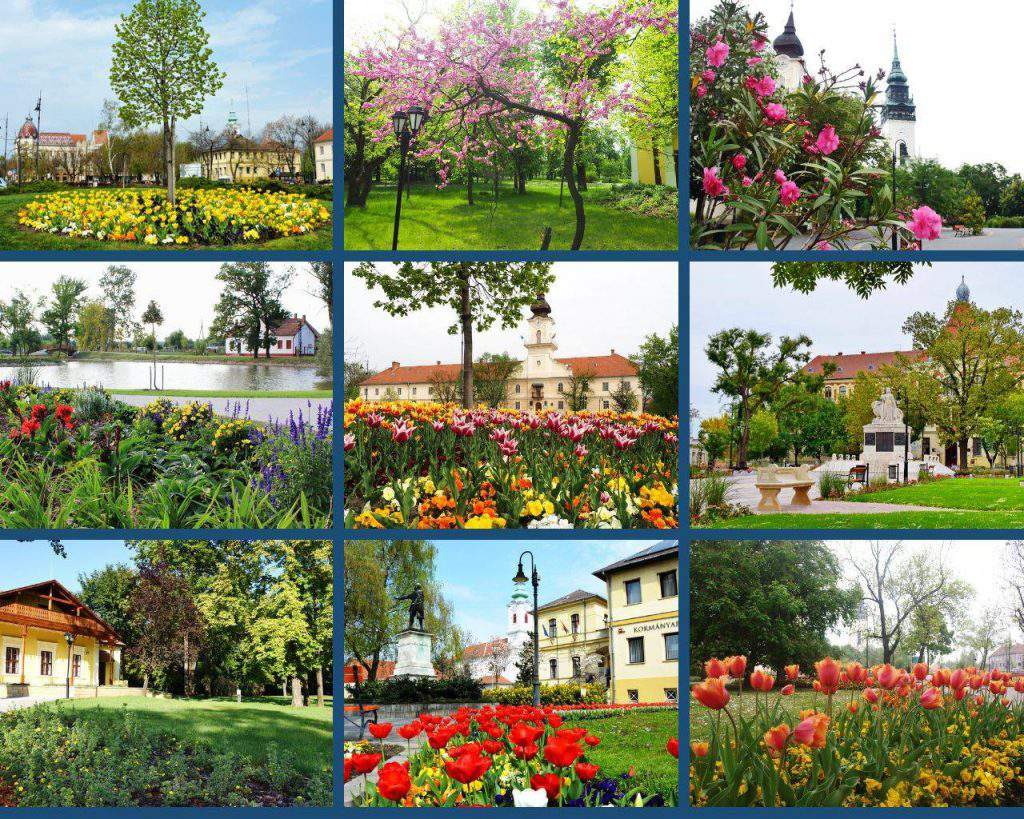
394;583;425;631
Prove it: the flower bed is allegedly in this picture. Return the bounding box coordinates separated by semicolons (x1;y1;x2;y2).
17;188;331;245
691;654;1024;807
0;383;332;528
343;400;679;529
345;704;678;807
553;702;678;716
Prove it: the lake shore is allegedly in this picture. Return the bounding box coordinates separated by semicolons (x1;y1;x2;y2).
0;351;322;368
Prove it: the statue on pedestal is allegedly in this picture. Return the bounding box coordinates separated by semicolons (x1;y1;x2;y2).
393;583;425;631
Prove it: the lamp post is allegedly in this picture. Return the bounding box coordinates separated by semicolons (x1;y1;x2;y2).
63;632;74;699
513;552;541;707
390;105;426;251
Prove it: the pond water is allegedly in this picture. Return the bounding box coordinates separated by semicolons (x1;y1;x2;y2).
0;360;322;392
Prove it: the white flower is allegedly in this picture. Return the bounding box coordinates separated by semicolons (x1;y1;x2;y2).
382;485;396;503
527;514;572;529
512;787;548;807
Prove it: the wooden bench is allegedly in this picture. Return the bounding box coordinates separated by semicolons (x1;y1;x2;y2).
755;466;814;512
848;464;869;487
344;703;379;739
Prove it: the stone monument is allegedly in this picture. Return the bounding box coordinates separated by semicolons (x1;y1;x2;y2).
392;583;434;679
861;388;910;482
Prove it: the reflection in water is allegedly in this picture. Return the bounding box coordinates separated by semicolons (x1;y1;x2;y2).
0;360;321;392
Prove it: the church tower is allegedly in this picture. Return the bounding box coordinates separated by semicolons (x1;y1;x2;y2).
506;578;531;650
772;4;806;92
523;295;559;399
882;32;917;164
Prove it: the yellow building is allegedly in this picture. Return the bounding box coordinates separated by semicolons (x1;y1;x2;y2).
537;590;609;687
594;542;679;704
209;133;303;183
630;133;678;187
1;580;130;699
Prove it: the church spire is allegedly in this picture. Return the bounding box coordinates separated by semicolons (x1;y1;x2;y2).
773;2;804;58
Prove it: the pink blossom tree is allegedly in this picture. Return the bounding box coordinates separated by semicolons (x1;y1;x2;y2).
354;0;677;250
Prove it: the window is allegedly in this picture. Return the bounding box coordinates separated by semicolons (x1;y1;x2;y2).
40;650;53;676
824;387;832;399
412;387;417;396
664;632;678;661
603;382;609;391
286;339;293;350
276;339;283;349
397;388;402;396
973;438;982;457
548;618;557;637
72;654;82;678
515;401;521;409
557;401;564;409
627;689;639;703
627;636;645;664
659;570;678;598
549;658;558;679
364;388;368;398
624;578;642;605
515;384;521;394
665;688;678;701
536;330;542;343
4;646;19;675
374;388;379;396
571;613;579;634
512;613;516;623
428;386;434;396
572;656;581;677
557;382;563;391
602;401;609;409
839;385;848;395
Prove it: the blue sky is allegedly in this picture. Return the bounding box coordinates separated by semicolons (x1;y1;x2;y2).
0;540;133;593
2;0;331;142
435;540;664;645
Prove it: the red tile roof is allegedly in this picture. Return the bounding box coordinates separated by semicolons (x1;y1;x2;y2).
480;675;513;685
462;638;509;660
315;129;333;143
362;354;637;386
343;660;397;684
804;350;924;381
273;316;319;338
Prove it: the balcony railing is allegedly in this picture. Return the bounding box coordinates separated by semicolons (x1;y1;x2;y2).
0;602;104;636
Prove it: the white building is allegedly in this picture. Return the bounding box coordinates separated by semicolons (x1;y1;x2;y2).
225;315;319;357
315;129;333;183
461;580;533;688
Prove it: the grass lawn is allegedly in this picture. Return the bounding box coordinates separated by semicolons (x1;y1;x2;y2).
343;180;678;250
562;710;679;798
846;477;1024;510
689;690;824;743
0;191;332;250
56;695;333;777
111;388;332;398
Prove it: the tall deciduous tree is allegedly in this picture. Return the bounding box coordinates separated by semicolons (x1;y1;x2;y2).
109;0;225;205
141;300;164;349
40;277;88;355
99;265;138;350
2;291;43;356
352;262;554;408
636;324;678;418
212;262;292;359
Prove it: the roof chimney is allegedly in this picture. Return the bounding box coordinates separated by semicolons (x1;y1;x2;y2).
436;360;441;365
610;348;615;355
391;361;400;369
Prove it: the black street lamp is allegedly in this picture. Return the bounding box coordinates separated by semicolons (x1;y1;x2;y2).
391;105;427;251
513;552;541;707
63;632;75;699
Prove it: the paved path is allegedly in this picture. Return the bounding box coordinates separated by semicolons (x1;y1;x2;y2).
725;227;1024;251
0;696;49;713
112;394;332;425
722;472;951;515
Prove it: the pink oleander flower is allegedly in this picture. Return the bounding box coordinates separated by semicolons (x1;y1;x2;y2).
751;75;776;97
746;57;763;66
731;154;747;170
751;36;767;52
742;176;754;187
696;84;708;98
814;125;840;156
702;167;728;198
814;241;833;250
779;180;801;206
907;206;943;241
701;69;716;83
764;102;787;123
706;40;729;68
773;169;788;185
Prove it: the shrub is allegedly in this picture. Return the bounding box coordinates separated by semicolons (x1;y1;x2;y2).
690;471;730;518
347;674;483;704
816;470;847;500
595;183;678;219
481;682;607;705
986;215;1024;229
0;180;66;196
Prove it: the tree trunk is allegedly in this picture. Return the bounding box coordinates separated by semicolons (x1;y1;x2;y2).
467;166;474;206
736;398;751;469
316;667;325;707
460;269;474;408
166;118;177;207
291;675;304;708
959;438;969;472
575;162;587;191
562;125;586;250
652;141;663;186
183;633;190;697
282;680;288;697
143;672;149;693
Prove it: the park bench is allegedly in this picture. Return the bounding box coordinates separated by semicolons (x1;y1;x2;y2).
848;463;869;487
755;465;814;512
344;703;380;740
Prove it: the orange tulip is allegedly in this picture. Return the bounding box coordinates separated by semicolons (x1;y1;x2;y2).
691;741;709;758
784;664;800;680
848;701;858;714
749;666;775;692
780;684;795;696
793;713;829;749
863;688;879;704
920;687;942;710
1014;677;1024;693
763;724;790;757
692;677;730;710
912;662;928;681
876;664;900;690
704;658;728;679
953;686;967;701
845;662;866;685
815;657;841;695
727;655;748;678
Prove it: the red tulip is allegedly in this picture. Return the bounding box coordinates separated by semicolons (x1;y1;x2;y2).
704;657;728;679
350;752;381;775
509;721;543;746
449;742;483;759
950;668;968;690
376;760;412;802
547;713;563;729
482;739;502;755
953;687;967;701
584;735;601;747
815;657;841;695
848;701;858;714
692;677;730;710
531;772;561;801
920;687;942;710
863;688;879;704
368;722;393;740
398;722;422;740
749;667;775;692
666;737;679;758
876;664;900;690
845;662;866;684
445;751;492;784
784;664;800;680
780;684;795;696
912;662;928;681
543;736;583;768
575;762;600;781
427;728;455;749
727;655;747;678
763;723;790;757
513;742;539;760
344;757;354;783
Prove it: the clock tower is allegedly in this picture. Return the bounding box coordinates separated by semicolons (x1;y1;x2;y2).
882;32;917;164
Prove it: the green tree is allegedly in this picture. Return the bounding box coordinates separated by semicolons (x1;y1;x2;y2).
352;262;554;408
771;262;918;298
76;300;116;351
906;603;955;665
109;0;225;205
559;372;593;412
610;381;638;413
212;262;292;360
635;324;678;418
746;408;779;460
40;276;89;355
164;329;187;350
958;162;1008;217
99;265;138;349
3;291;43;356
690;540;859;676
474;352;520;408
141;300;164;351
999;176;1024;217
513;635;536;685
698;414;732;467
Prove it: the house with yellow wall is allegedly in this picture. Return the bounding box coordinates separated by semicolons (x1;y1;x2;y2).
209;134;303;183
537;590;609;687
594;542;679;704
0;580;132;700
630;133;679;188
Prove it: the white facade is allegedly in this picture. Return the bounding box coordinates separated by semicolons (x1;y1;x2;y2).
462;581;533;686
315;131;333;183
225;317;318;357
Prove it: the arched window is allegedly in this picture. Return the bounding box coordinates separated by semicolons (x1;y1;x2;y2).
536;330;542;343
824;387;832;399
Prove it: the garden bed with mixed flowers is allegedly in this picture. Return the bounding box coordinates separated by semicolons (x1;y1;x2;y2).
345;704;678;807
343;400;679;529
0;382;332;528
691;654;1024;807
17;188;331;245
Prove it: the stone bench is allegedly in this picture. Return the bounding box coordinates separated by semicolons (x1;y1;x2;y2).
755;466;814;512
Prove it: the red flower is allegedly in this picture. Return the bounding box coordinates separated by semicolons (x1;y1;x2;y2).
449;742;483;759
530;772;561;801
482;739;502;755
21;418;40;437
666;738;679;758
376;760;411;802
584;735;601;747
444;751;492;784
575;762;600;781
546;713;563;729
349;752;381;775
368;722;393;739
30;404;47;420
398;722;423;740
815;657;841;695
780;684;795;696
509;721;543;746
513;742;538;760
427;728;456;749
344;758;354;783
55;404;73;422
543;736;583;768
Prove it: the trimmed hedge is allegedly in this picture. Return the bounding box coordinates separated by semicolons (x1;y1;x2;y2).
986;215;1024;228
481;682;607;705
346;674;482;704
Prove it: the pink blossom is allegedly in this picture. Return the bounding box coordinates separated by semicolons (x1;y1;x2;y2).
706;40;729;68
731;154;747;170
701;69;716;83
907;206;943;241
741;176;754;187
814;241;833;250
344;433;355;452
746;57;763;66
702;167;729;198
814;125;840;156
774;169;788;185
764;103;787;124
779;180;801;206
751;75;776;97
751;36;767;52
696;84;708;98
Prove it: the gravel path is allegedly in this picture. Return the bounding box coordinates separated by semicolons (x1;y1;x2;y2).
112;394;332;425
